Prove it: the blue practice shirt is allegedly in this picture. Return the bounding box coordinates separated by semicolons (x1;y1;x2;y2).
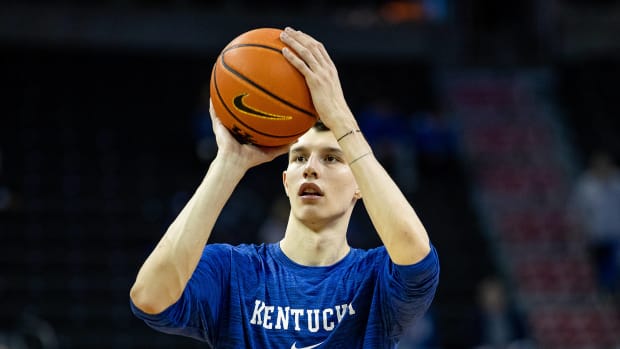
131;243;439;348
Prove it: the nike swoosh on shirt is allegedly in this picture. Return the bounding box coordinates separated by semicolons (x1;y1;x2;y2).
290;341;324;349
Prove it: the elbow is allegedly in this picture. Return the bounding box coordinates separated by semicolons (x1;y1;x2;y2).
387;229;431;265
130;281;168;315
130;256;187;315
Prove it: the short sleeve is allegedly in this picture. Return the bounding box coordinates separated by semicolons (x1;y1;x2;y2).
130;243;233;344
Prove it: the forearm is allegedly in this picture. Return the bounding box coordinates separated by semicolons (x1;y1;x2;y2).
130;155;246;314
278;27;431;264
336;123;431;265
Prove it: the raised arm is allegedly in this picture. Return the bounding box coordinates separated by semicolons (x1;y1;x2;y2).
130;104;288;314
280;27;430;265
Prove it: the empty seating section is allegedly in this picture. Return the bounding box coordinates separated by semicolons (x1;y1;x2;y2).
442;70;620;348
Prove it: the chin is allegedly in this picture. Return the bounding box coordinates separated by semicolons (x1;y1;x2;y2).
294;207;348;228
296;210;324;223
293;207;327;223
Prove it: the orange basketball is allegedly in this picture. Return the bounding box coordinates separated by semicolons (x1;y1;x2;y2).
210;28;317;147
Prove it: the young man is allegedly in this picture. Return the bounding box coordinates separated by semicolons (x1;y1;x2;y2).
130;27;439;348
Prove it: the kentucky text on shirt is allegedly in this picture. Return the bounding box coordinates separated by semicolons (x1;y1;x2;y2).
249;299;356;332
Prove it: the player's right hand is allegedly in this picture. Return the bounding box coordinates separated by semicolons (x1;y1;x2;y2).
209;99;289;169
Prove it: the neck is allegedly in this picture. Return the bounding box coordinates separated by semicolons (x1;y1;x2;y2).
279;216;350;266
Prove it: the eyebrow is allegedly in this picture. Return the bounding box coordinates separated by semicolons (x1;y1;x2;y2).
289;146;344;156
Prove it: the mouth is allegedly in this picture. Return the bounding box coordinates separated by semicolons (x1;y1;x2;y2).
298;183;324;198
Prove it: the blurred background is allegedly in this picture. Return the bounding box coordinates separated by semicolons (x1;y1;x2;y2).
1;0;620;348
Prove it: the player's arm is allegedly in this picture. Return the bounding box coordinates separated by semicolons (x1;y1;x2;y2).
280;27;430;265
130;103;288;314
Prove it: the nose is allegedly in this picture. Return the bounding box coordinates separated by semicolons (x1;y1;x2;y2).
303;154;319;179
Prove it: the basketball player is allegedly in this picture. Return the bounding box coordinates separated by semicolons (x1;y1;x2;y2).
130;27;439;348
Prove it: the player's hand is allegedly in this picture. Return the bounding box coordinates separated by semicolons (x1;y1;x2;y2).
209;99;289;169
279;27;357;132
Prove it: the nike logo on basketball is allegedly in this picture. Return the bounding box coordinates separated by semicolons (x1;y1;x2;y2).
233;93;293;120
291;341;324;349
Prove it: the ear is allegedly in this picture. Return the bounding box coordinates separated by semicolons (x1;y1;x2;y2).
282;171;289;197
354;189;362;200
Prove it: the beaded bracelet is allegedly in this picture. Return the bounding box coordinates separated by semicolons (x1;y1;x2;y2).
337;129;362;142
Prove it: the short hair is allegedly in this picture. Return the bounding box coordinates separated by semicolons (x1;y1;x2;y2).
312;120;330;132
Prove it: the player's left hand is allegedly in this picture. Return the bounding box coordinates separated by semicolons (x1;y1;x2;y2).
279;27;357;133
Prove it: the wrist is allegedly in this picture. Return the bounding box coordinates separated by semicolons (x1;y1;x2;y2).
348;151;373;166
334;129;373;164
211;153;250;177
336;129;362;142
322;107;358;137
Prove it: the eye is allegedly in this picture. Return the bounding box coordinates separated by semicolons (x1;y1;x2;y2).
325;155;339;163
294;155;307;163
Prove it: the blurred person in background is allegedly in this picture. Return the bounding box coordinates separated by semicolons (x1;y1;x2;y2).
470;277;533;349
0;311;58;349
129;27;439;348
567;150;620;299
396;307;441;349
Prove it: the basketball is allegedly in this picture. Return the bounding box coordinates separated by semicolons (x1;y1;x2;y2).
210;28;317;147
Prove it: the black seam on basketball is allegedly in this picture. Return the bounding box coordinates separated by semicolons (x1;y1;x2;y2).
214;58;309;140
223;43;282;53
220;46;317;120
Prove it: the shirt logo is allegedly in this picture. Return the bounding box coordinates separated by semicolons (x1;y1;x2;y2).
291;341;324;349
233;93;293;121
249;299;356;332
